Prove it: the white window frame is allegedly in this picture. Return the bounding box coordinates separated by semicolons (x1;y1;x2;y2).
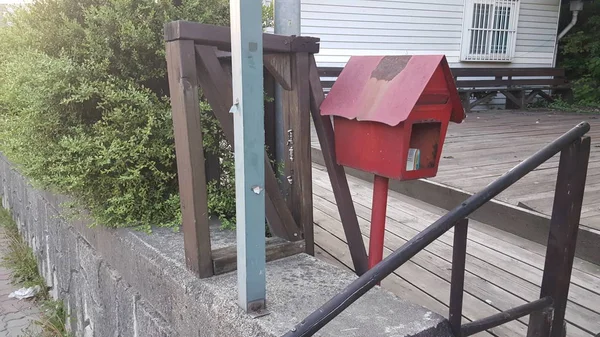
460;0;520;62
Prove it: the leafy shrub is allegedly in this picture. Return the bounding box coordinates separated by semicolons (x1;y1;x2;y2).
559;2;600;106
0;0;240;231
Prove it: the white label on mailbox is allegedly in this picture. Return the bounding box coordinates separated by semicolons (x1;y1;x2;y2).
406;148;420;171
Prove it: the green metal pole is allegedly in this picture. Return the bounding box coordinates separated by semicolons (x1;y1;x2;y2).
230;0;267;313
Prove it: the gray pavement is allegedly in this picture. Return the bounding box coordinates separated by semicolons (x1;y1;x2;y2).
0;227;40;337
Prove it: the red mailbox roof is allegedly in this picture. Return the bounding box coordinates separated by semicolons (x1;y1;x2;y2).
320;55;465;126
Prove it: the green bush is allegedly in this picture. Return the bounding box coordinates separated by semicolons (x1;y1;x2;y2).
0;0;268;231
559;2;600;106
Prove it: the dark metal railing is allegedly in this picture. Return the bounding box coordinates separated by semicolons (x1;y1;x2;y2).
460;297;554;336
283;121;591;337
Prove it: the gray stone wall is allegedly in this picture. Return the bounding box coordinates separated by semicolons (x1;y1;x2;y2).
0;156;175;336
0;154;453;337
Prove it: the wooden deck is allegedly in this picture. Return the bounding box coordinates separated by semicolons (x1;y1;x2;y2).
431;111;600;232
311;111;600;232
311;164;600;337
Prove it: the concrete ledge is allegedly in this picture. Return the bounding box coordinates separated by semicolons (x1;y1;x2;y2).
0;154;452;337
312;147;600;265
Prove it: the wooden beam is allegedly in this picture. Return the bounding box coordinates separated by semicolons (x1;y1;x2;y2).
164;21;320;53
264;70;277;159
528;137;590;337
450;67;567;77
263;54;292;90
307;55;369;275
210;51;294;90
525;89;542;105
535;89;555;103
449;219;469;336
283;52;314;255
212;238;305;275
469;92;496;110
455;78;568;88
194;45;301;241
502;90;524;109
165;40;213;278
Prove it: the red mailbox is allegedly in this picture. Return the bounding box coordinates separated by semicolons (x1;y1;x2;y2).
320;55;465;269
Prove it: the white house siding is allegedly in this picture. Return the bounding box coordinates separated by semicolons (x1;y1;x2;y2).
301;0;561;69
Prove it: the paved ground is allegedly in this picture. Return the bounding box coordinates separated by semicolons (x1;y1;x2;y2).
0;227;40;337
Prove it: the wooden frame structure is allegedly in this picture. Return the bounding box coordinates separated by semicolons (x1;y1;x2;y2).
318;67;573;113
165;21;369;278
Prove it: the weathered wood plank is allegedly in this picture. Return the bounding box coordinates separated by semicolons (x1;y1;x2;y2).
165;21;320;53
314;208;524;337
312;169;600;303
165;40;213;278
264;70;277;160
312;167;600;336
263;54;292;90
194;45;301;241
313;224;457;320
312;183;599;335
312;111;600;234
311;144;600;267
212;238;305;275
530;137;590;337
284;52;314;255
308;55;368;275
319;171;600;295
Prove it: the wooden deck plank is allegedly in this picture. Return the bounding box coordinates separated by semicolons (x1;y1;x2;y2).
314;224;451;317
311;111;600;231
314;213;509;337
312;165;600;337
313;180;600;335
313;167;600;284
312;189;600;333
314;180;600;295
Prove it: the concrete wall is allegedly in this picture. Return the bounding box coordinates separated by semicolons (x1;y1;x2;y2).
0;154;454;337
0;156;180;336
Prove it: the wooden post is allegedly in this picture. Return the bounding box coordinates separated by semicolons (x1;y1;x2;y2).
282;52;314;255
449;218;469;337
165;40;213;278
527;136;590;337
230;0;267;313
368;175;389;270
264;70;277;163
505;90;524;110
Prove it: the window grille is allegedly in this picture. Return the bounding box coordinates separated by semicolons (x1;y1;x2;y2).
461;0;520;62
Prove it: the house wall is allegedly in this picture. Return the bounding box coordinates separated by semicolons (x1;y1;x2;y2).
301;0;561;69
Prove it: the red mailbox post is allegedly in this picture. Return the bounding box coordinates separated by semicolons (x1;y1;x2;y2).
320;55;465;269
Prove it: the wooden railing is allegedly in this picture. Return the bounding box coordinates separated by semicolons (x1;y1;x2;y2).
283;122;590;337
166;22;589;335
164;21;369;281
318;66;572;112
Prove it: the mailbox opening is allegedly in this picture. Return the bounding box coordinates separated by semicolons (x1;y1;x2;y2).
408;122;441;171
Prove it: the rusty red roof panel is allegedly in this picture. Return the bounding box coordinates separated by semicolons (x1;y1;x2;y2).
320;55;465;126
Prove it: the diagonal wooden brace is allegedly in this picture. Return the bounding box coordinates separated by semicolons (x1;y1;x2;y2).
194;44;301;241
307;55;369;275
